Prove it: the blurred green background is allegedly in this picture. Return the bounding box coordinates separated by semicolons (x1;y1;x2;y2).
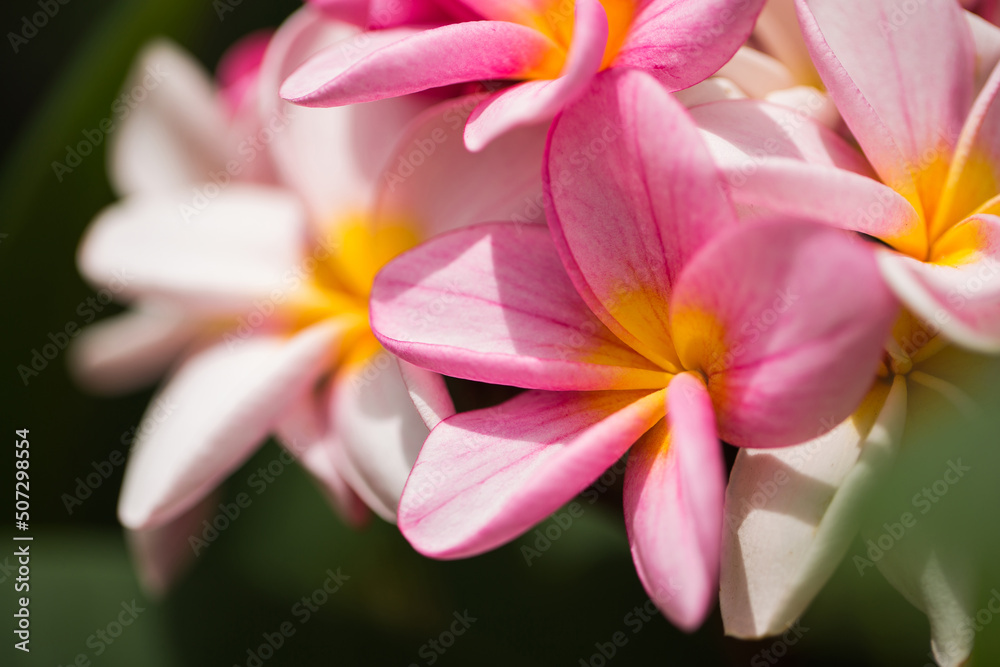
2;0;999;665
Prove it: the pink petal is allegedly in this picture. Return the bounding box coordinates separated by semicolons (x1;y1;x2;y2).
126;492;221;597
397;359;456;430
370;223;671;391
721;377;906;638
878;215;1000;352
259;8;431;220
77;186;307;315
330;353;431;522
280;22;560;108
463;0;608;151
616;0;765;91
671;220;899;448
69;306;200;395
691;99;926;260
375;94;548;238
795;0;975;218
274;387;371;527
108;40;229;197
545;69;736;371
624;372;725;632
117;320;344;530
307;0;460;27
452;0;547;21
399;388;667;558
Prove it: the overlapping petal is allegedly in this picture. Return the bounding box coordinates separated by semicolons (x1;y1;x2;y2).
117;320;344;530
280;22;560;107
375;95;548;236
615;0;765;91
670;220;899;447
108;40;229;197
78;186;307;315
69;306;200;394
545;69;736;370
370;223;672;391
463;0;609;150
259;7;431;220
879;215;1000;352
331;354;432;521
795;0;975;218
624;373;725;632
274;388;371;527
721;377;906;638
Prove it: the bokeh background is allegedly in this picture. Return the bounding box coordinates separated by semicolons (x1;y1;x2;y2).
2;1;1000;665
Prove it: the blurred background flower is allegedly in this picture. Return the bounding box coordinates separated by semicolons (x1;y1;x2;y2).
3;1;1000;666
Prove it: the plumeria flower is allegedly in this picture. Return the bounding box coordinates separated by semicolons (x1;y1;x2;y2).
695;0;1000;662
367;68;898;630
75;6;548;588
279;0;766;151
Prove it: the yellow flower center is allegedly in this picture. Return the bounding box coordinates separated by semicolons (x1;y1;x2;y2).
284;214;422;367
887;128;998;267
520;0;637;80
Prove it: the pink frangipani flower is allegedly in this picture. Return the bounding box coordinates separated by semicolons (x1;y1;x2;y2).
280;0;766;151
368;68;898;630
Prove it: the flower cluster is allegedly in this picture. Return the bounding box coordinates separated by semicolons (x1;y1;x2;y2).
74;0;1000;664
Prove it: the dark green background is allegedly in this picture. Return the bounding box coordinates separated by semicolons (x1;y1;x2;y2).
1;1;998;665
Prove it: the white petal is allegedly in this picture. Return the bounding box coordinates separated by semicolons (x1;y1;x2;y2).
69;305;201;394
397;359;456;431
330;352;429;522
117;320;344;530
274;387;370;526
108;40;229;196
78;186;307;315
721;376;908;637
